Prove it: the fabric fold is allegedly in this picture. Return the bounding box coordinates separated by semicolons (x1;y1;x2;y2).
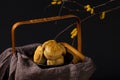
0;43;95;80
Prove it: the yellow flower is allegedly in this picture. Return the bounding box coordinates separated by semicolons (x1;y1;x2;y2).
51;1;57;5
70;28;78;39
57;1;62;5
84;4;91;12
51;0;62;5
84;4;94;14
71;28;77;34
90;8;94;14
86;7;91;12
53;0;57;1
100;11;105;20
84;4;91;9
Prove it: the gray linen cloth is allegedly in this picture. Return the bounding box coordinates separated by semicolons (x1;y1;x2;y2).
0;43;96;80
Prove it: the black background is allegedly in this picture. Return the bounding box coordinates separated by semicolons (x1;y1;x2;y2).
0;0;119;80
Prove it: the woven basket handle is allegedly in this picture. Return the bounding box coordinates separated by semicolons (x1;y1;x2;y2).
11;14;84;60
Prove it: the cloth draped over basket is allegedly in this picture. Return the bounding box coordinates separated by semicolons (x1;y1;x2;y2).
0;43;96;80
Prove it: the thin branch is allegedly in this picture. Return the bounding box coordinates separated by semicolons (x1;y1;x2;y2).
70;0;84;7
54;23;76;39
81;6;120;23
72;37;76;46
58;1;65;16
62;6;85;13
81;14;96;23
105;5;120;13
93;0;115;8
